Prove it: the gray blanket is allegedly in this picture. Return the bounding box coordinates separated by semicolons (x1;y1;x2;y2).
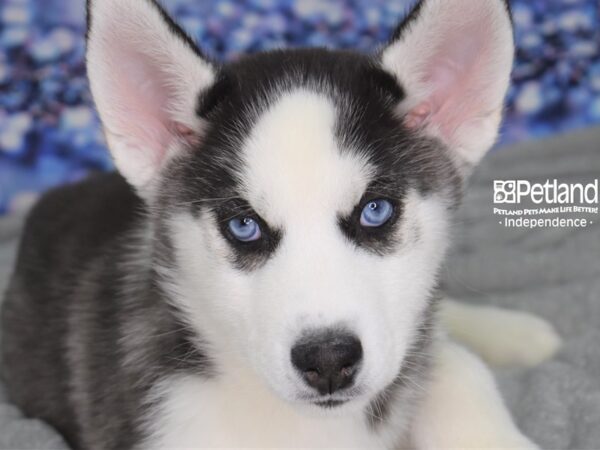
1;128;599;449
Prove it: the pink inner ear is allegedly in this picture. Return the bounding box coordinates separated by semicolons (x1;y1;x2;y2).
404;23;495;142
404;102;432;129
110;50;176;167
175;123;198;145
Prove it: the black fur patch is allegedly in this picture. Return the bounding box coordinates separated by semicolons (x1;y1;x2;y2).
196;71;232;119
1;174;213;450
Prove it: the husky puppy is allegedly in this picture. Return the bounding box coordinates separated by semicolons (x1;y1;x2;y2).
2;0;560;448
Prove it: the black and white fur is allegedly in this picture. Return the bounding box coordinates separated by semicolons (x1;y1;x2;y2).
1;0;560;448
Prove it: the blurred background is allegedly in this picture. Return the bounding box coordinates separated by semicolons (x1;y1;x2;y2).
0;0;598;215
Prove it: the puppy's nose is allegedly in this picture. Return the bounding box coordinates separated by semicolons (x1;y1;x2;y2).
291;329;362;395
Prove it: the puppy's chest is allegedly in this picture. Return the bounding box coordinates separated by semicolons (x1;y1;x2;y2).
141;374;389;449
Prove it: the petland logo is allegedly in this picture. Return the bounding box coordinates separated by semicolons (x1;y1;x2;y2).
493;179;599;229
494;180;599;205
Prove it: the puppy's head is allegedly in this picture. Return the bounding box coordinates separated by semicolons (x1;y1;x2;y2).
87;0;513;411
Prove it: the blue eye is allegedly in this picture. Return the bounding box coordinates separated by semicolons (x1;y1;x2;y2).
228;217;262;242
360;199;394;228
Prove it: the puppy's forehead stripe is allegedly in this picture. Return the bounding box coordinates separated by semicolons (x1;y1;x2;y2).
241;89;372;226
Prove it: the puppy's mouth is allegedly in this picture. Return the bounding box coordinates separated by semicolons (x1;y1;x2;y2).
299;389;364;409
313;399;346;408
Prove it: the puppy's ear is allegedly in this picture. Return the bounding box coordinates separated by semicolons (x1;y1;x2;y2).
381;0;514;167
86;0;216;196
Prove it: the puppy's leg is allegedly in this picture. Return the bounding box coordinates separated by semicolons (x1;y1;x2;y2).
439;299;561;368
411;339;537;449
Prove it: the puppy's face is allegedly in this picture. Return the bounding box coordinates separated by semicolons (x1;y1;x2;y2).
164;76;458;408
87;0;513;411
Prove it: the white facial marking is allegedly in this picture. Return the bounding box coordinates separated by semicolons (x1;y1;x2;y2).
242;89;372;225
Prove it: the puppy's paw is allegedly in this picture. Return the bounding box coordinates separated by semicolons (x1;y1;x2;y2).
441;301;562;368
486;309;561;368
412;340;542;449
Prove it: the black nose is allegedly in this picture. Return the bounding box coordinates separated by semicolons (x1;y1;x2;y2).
291;329;363;395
